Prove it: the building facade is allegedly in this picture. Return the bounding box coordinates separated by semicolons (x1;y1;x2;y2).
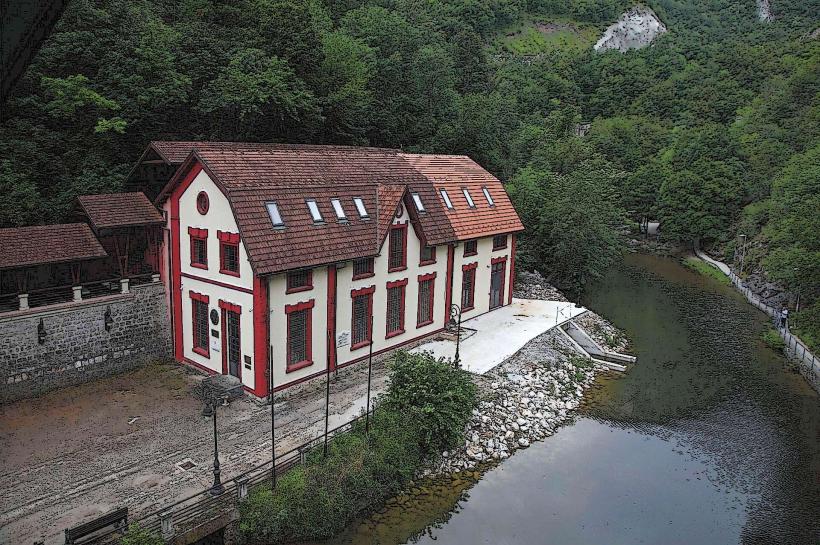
148;142;524;398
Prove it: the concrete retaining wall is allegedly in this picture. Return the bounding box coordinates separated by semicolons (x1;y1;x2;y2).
0;282;172;403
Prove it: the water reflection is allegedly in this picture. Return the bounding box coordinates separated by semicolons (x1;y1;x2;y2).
326;254;820;545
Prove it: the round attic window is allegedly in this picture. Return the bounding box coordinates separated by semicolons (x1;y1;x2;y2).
196;191;209;215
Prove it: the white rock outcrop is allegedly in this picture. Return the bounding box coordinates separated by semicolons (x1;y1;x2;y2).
594;6;667;52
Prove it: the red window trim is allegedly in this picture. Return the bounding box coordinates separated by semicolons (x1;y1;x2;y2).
385;278;407;339
417;272;436;328
350;285;375;350
352;257;375;280
492;234;508;251
461;263;477;311
217;230;240;277
188;227;208;269
218;300;242;378
190;291;210;357
285;299;315;373
419;245;437;266
286;269;314;294
463;239;478;257
491;255;508;265
388;223;408;272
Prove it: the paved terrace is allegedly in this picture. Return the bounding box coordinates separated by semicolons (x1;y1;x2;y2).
0;298;583;544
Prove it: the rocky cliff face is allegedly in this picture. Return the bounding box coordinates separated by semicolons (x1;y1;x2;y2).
757;0;773;22
594;5;667;52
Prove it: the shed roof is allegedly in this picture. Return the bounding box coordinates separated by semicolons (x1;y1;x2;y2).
0;223;107;270
78;192;163;230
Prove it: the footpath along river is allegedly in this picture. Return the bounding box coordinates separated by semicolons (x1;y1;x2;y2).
324;253;820;545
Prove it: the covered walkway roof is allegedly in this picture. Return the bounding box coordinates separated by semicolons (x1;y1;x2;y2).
0;223;107;271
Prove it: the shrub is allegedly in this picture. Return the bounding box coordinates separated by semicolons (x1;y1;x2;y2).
237;351;476;544
118;525;164;545
791;302;820;353
762;329;785;351
382;351;478;458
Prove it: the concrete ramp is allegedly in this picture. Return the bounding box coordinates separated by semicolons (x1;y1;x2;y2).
559;320;634;371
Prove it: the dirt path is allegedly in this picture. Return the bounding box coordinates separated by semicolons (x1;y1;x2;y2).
0;361;390;545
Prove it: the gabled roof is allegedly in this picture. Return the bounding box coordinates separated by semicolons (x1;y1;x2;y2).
0;224;107;271
400;153;525;240
78;192;163;230
147;141;523;275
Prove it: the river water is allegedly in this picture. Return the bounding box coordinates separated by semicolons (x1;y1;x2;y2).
327;253;820;545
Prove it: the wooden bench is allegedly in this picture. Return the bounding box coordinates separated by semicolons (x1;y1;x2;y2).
64;507;128;545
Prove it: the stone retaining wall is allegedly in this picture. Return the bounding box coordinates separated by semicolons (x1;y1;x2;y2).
0;282;172;403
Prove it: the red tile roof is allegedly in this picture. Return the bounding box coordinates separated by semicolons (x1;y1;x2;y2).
78;192;163;230
148;142;522;275
0;224;107;270
399;153;524;240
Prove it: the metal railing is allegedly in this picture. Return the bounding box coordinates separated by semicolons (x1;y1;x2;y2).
728;271;819;387
108;409;374;542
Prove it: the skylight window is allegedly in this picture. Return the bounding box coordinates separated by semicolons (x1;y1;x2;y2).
462;188;475;208
482;186;495;206
331;198;347;221
266;202;284;227
440;189;453;209
411;192;425;212
353;197;369;218
306;199;323;223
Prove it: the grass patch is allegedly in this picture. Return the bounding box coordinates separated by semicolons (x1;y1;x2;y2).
496;18;598;55
683;256;731;285
792;302;820;354
236;351;477;544
762;329;786;351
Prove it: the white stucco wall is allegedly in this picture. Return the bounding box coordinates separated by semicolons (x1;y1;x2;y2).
451;234;512;319
177;170;256;391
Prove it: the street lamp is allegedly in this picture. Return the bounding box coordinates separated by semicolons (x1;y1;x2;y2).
201;400;224;496
794;267;801;313
738;234;747;275
449;304;462;367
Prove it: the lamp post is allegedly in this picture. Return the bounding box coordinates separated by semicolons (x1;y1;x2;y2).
794;267;800;313
365;314;374;434
267;355;276;489
201;401;224;496
450;304;462;367
738;234;747;275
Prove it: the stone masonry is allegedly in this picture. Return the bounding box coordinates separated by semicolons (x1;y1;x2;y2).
0;281;172;403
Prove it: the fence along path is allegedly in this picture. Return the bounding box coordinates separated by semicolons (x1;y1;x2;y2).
694;247;819;393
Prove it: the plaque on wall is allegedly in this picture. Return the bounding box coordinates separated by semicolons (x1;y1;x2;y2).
210;309;219;325
336;330;350;348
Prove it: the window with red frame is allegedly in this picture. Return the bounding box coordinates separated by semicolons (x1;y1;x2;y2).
352;258;374;279
190;292;209;357
417;273;435;327
492;234;507;251
286;269;313;293
386;280;407;338
351;287;374;349
388;224;407;271
463;239;478;257
286;300;314;371
218;231;240;276
189;227;208;268
420;245;436;265
461;264;477;310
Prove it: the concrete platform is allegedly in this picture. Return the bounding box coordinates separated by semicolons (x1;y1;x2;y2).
411;298;586;375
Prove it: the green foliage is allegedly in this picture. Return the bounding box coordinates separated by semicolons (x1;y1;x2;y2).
237;351;476;544
118;524;164;545
791;302;820;354
761;329;786;352
382;351;478;457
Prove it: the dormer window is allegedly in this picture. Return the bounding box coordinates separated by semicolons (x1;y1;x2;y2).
306;199;323;223
266;202;284;227
462;188;475;208
440;189;454;209
331;199;347;221
353;197;368;218
482;186;495;207
411;192;425;212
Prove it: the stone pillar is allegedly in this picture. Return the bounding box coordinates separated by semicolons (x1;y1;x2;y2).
236;476;249;500
72;286;83;302
18;293;29;310
160;511;174;539
120;278;130;294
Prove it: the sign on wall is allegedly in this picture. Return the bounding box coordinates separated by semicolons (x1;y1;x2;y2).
337;330;350;348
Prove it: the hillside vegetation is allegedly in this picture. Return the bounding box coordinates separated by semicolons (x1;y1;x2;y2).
0;0;818;323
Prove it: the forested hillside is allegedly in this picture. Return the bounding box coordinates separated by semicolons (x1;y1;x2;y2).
1;0;818;328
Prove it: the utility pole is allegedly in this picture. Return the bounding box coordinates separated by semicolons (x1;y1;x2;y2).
365;315;374;434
